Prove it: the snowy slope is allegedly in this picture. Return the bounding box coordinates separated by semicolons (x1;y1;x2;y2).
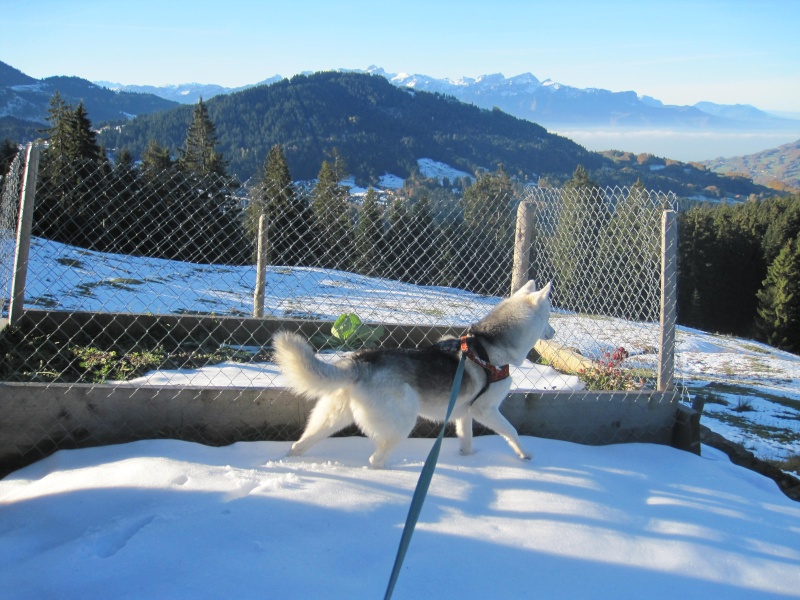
0;436;798;599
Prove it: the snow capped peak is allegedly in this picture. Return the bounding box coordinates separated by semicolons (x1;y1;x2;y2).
508;72;541;86
475;73;507;84
364;65;389;77
447;76;476;87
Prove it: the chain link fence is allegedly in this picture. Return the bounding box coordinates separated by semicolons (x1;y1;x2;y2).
1;144;685;472
0;149;23;315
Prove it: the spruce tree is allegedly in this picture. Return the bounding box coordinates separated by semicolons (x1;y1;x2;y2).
114;148;135;172
246;144;307;265
312;159;353;270
141;140;173;175
407;191;439;285
677;205;717;329
596;180;660;319
40;91;73;180
756;237;800;352
547;165;606;312
382;197;415;281
0;139;19;178
178;98;227;176
36;95;106;249
461;166;516;295
70;102;102;163
353;187;384;276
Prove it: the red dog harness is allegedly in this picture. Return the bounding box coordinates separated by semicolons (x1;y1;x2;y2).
460;335;510;384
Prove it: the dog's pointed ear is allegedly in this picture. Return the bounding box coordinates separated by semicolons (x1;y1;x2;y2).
540;281;552;298
514;280;538;296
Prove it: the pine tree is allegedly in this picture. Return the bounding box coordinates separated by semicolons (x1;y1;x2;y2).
246;144;307;265
596;180;660;319
312;159;353;270
407;191;439;285
70;102;102;163
353;187;384;276
0;139;19;178
547;165;606;312
461;166;516;295
382;197;415;281
756;237;800;352
141;140;173;175
178;98;227;176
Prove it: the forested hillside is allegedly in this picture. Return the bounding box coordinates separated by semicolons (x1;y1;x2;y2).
101;71;603;185
678;194;800;351
98;72;777;199
0;60;178;141
702;139;800;191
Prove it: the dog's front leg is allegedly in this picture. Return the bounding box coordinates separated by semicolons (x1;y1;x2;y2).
455;415;473;455
471;404;531;460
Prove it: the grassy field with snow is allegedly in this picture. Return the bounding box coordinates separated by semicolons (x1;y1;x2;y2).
5;237;800;466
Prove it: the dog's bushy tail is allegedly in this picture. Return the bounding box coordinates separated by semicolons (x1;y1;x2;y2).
272;331;357;399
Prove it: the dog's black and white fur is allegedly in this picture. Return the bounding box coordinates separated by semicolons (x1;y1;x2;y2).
273;280;554;467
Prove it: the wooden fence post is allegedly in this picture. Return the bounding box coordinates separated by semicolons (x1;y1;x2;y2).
9;144;39;327
511;201;533;295
658;210;677;391
253;214;268;318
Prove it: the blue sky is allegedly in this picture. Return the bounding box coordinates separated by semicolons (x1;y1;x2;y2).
2;0;799;112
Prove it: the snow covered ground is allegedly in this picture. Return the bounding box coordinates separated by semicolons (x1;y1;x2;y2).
1;436;798;599
2;236;799;598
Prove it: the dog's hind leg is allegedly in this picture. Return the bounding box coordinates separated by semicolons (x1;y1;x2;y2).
368;438;405;469
351;384;418;469
470;404;531;460
289;394;354;457
455;415;474;455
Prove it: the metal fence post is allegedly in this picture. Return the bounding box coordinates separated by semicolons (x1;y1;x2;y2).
253;213;268;318
9;144;39;327
511;200;533;295
658;209;677;391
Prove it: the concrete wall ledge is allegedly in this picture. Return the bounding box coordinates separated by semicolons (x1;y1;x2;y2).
1;309;692;477
0;381;684;477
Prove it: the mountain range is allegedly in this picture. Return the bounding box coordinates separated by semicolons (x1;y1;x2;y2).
98;70;779;200
0;61;176;127
3;59;797;141
95;65;797;132
0;60;792;198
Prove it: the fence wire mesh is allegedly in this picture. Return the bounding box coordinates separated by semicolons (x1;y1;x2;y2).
1;146;683;469
1;149;23;313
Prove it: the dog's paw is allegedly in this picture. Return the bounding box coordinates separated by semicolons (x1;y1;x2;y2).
518;451;532;460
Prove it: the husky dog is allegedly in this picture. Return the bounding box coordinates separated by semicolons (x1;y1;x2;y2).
273;280;554;468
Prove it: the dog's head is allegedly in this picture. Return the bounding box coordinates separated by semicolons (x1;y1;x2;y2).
473;280;554;365
512;280;555;341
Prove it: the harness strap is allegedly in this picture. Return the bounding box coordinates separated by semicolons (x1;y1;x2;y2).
460;335;510;384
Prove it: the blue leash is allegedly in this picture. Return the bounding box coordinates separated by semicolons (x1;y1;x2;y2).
383;352;467;600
